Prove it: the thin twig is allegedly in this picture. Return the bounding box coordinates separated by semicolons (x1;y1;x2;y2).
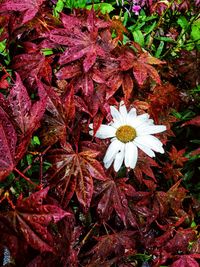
14;168;38;187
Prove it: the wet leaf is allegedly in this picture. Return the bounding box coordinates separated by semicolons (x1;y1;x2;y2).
96;178;137;227
0;0;45;23
0;187;71;252
0;106;17;181
47;143;107;210
171;255;199;267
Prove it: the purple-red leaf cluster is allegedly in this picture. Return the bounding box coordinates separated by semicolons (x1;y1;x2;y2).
0;3;199;267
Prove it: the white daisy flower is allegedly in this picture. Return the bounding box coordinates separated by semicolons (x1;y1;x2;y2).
89;101;166;172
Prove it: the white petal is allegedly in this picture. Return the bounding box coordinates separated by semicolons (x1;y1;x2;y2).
93;125;116;139
135;135;164;153
136;125;167;136
124;142;138;169
111;137;117;142
89;123;93;129
113;146;125;172
104;156;115;169
103;139;123;163
147;119;154;125
129;114;150;128
127;107;137;124
119;101;127;122
137;113;150;120
124;142;132;168
133;140;155;157
109;120;123;129
110;106;123;122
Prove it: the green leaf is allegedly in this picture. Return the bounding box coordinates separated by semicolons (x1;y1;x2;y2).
132;30;144;47
177;16;189;30
143;21;157;35
41;48;53;56
31;136;40;146
171;109;196;120
0;39;8;57
123;34;130;45
64;0;87;9
191;19;200;45
129;22;145;31
26;154;33;165
155;41;164;58
53;0;64;17
191;221;197;227
154;36;175;43
86;3;115;14
123;11;129;27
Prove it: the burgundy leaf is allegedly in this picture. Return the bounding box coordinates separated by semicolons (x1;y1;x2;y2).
7;72;32;134
119;48;162;86
148;83;180;123
171;255;199;267
62;85;75;123
74;95;92;116
47;143;107;210
87;231;136;264
48;10;112;71
0;106;17;181
0;73;9;89
12;51;51;87
0;187;71;253
96;178;137;227
10;77;47;162
122;73;134;101
56;62;82;80
39;84;67;146
134;152;159;187
164;228;197;253
182;116;200;127
132;61;148;86
0;0;45;23
168;146;188;167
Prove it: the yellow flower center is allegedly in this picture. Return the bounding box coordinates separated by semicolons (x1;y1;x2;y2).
116;125;137;143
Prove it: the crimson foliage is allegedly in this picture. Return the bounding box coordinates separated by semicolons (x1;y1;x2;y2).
0;1;199;266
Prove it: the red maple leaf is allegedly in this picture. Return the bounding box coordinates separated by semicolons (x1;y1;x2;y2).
168;146;188;167
162;162;184;182
0;73;46;180
165;180;188;218
6;73;46;136
119;46;163;86
39;84;68;146
98;45;163;101
46;142;107;211
182;116;200;127
0;105;17;181
148;83;180;122
0;0;45;24
132;51;163;86
164;228;197;254
12;51;52;87
95;178;137;227
56;61;105;96
133;151;159;190
171;255;199;267
191;237;200;253
86;231;136;265
99;57;134;100
0;73;9;89
49;9;112;72
0;187;71;253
